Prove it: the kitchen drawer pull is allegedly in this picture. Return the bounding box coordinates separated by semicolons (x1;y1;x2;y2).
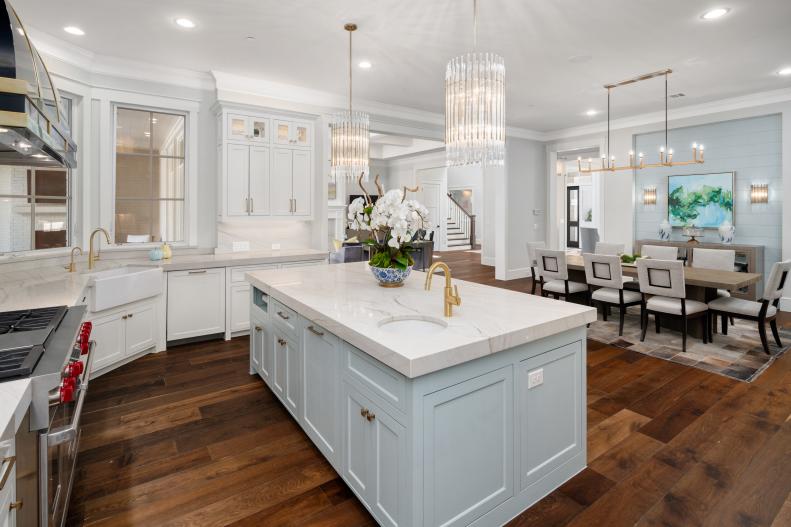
277;311;290;320
188;270;207;275
254;325;262;332
307;325;324;337
128;313;133;318
122;315;128;320
0;456;16;491
360;408;369;418
366;412;376;422
277;338;287;346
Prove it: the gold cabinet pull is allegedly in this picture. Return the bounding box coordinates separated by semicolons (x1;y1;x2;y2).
359;408;376;422
9;500;22;511
277;311;290;320
254;325;262;332
277;338;286;346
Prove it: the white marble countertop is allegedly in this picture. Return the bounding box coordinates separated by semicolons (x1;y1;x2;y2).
0;378;31;435
0;248;328;311
246;262;597;378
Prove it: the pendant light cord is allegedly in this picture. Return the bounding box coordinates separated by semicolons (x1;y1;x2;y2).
607;88;611;164
473;0;478;50
664;72;668;152
349;28;353;115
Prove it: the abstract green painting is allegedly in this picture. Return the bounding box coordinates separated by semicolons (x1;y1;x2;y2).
667;172;734;227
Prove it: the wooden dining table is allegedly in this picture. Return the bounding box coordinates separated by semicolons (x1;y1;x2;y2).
564;253;763;337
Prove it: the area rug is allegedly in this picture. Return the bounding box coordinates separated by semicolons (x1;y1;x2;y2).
587;306;791;382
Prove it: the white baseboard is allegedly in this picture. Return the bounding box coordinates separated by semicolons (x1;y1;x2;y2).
781;296;791;312
481;256;495;267
505;267;532;280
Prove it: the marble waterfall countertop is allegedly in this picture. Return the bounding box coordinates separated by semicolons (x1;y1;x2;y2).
0;248;328;312
246;262;597;378
0;378;31;435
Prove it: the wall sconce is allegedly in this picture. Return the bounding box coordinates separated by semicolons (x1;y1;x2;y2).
643;186;657;205
750;183;769;204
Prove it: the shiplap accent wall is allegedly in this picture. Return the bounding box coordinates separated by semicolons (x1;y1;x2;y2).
634;114;783;281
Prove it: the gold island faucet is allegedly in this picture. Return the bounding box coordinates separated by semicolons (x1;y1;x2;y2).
425;262;461;317
65;246;82;272
88;227;111;270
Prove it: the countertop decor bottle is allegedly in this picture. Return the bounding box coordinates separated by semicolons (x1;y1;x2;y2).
161;242;172;259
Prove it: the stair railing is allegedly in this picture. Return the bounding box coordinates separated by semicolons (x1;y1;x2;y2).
446;193;475;248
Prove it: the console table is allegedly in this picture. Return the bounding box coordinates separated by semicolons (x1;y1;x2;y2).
635;240;764;300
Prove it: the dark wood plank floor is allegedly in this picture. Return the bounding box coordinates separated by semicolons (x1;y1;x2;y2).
68;251;791;526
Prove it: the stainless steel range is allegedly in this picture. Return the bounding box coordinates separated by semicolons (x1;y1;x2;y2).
0;305;94;527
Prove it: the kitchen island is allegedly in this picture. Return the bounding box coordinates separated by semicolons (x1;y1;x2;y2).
246;262;596;527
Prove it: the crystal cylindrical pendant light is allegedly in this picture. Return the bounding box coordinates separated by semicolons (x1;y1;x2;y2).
445;0;505;167
331;23;370;181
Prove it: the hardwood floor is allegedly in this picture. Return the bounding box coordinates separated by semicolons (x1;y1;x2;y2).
68;251;791;526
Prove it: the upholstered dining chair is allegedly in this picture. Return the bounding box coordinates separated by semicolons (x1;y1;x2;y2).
526;241;546;295
641;244;679;260
535;248;589;303
594;242;625;256
692;247;736;326
707;259;790;354
636;258;709;352
583;253;642;335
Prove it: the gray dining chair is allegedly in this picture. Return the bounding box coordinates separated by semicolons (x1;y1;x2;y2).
526;241;546;295
641;245;679;260
583;253;642;336
535;248;589;303
636;258;709;352
594;242;625;256
708;259;790;354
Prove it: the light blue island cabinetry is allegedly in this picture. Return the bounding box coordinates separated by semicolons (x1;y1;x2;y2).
247;264;594;527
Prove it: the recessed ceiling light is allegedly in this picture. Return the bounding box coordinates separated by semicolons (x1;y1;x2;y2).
778;67;791;76
63;26;85;36
246;36;256;41
585;109;598;117
32;154;47;158
175;18;196;29
0;128;7;133
701;8;730;20
358;60;372;69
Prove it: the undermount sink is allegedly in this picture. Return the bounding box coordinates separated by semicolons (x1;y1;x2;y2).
377;315;448;335
84;265;163;312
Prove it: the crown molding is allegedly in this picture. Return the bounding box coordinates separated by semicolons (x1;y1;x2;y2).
542;87;791;141
27;26;214;91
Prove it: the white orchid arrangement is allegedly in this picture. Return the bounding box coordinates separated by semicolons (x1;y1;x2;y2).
348;175;429;270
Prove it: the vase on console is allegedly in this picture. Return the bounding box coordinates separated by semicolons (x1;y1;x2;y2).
718;220;735;244
658;219;672;240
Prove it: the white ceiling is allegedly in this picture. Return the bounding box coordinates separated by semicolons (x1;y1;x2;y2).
16;0;791;132
369;133;444;159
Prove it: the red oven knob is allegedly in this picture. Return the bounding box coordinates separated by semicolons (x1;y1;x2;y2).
60;385;75;403
64;361;84;378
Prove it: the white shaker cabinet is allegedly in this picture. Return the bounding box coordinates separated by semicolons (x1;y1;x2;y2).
274;119;312;147
226;143;271;217
248;145;271;216
271;327;301;419
167;268;226;341
88;300;157;372
271;147;311;217
228;114;270;143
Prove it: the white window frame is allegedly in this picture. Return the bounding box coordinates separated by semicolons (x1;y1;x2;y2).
101;91;199;249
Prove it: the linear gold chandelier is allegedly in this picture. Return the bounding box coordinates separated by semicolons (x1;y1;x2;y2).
578;69;705;173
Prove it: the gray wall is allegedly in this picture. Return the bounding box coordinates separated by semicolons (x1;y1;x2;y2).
506;137;547;273
633;113;782;280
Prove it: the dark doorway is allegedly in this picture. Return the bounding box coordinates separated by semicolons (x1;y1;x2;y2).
567;186;579;248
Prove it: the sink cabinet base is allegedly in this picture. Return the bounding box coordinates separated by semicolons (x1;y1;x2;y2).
250;294;587;527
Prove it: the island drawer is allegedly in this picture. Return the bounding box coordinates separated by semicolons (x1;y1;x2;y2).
271;299;299;337
343;343;407;415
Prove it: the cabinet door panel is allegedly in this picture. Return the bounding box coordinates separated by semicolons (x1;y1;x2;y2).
228;114;249;141
343;383;373;504
302;324;340;465
125;303;156;356
226;143;249;216
272;329;287;400
230;283;251;333
271;148;293;216
167;269;226;341
89;312;125;371
519;342;583;490
250;117;270;143
371;403;406;527
291;150;311;216
251;316;266;377
422;366;514;527
293;122;312;147
274;119;292;145
258;322;273;383
284;334;301;418
248;146;270;216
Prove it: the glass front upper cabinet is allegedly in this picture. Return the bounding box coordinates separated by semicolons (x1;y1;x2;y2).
228;114;269;142
274;120;311;147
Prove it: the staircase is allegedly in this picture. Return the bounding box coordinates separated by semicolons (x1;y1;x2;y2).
445;193;475;251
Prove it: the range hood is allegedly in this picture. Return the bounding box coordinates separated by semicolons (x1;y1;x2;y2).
0;1;76;168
